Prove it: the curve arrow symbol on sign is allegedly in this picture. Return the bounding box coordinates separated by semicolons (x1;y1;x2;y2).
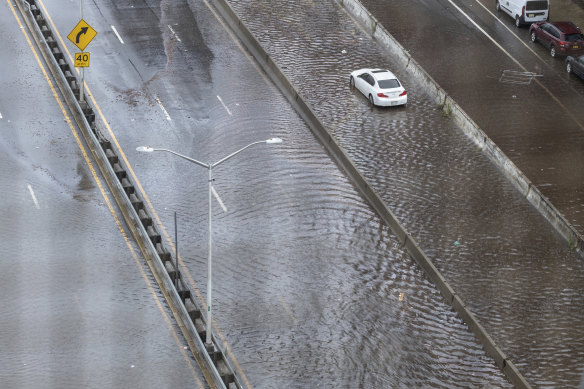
76;27;88;43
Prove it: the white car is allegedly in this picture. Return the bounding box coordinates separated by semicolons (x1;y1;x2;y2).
350;68;407;107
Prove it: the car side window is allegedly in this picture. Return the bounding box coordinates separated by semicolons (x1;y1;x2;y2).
365;74;375;86
550;27;561;39
543;24;556;37
580;57;584;66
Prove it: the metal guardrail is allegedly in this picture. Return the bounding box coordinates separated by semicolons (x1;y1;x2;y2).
15;1;242;387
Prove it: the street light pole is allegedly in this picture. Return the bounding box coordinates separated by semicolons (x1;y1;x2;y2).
207;164;212;348
137;138;282;347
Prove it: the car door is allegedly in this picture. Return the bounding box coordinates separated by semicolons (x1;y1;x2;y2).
355;72;370;96
540;24;553;48
548;25;561;49
365;74;376;96
501;0;514;17
356;72;374;97
577;56;584;77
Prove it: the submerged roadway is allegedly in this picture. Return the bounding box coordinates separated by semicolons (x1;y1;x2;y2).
2;0;584;387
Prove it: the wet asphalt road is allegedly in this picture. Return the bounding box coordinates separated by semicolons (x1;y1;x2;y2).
361;0;584;231
3;0;584;388
17;0;512;387
0;2;207;388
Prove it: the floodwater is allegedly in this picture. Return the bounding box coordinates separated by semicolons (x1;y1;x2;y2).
360;0;584;233
226;0;584;387
42;0;515;386
25;0;584;386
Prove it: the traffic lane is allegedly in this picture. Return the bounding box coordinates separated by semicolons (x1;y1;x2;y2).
41;0;216;146
359;0;584;231
0;3;206;388
227;0;584;387
36;0;513;387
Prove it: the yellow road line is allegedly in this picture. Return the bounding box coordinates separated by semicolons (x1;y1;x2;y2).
36;0;254;386
6;2;204;386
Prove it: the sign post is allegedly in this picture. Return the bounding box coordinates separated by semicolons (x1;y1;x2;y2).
67;1;97;102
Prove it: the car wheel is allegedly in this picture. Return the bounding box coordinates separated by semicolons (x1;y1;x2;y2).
550;46;556;58
349;76;355;90
369;94;375;106
496;1;500;12
567;62;572;74
515;16;521;28
531;31;537;42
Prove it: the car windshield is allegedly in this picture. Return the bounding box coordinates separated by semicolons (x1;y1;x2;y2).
526;1;548;11
565;33;584;42
378;79;400;89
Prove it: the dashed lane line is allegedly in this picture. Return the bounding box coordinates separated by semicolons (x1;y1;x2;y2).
168;24;181;42
216;95;232;116
155;96;172;121
111;24;124;44
27;184;40;209
211;186;228;213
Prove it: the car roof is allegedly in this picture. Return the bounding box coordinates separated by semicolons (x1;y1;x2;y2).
369;69;398;80
549;21;581;34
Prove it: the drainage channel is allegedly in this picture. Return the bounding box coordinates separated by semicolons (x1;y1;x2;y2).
16;1;240;388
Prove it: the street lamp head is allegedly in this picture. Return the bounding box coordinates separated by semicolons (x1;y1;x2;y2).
266;137;283;144
136;146;155;153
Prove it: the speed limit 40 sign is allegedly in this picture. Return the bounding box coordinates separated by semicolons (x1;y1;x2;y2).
74;52;90;67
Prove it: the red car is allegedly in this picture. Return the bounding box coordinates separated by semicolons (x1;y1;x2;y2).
529;21;584;57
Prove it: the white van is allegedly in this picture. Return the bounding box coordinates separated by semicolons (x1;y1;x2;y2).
496;0;549;27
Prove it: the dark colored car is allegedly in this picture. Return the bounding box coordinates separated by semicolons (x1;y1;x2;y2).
529;21;584;57
566;55;584;80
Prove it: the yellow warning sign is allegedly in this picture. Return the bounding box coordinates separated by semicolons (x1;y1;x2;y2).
74;52;90;67
67;19;97;51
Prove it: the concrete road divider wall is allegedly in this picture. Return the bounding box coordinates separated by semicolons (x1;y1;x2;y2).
210;0;532;387
337;0;583;259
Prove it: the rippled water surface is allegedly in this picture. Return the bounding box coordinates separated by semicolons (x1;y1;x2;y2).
68;0;515;386
226;0;584;387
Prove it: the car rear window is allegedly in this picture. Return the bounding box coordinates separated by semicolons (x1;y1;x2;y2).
526;1;548;11
565;33;584;42
378;79;400;89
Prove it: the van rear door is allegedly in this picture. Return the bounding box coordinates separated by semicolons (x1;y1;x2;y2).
524;0;549;23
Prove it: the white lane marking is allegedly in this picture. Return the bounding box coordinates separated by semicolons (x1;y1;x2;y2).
447;0;524;70
474;0;547;63
111;25;125;44
216;95;232;116
154;96;172;121
277;294;298;325
27;184;40;209
211;186;228;212
448;0;584;132
0;112;3;119
168;25;181;42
